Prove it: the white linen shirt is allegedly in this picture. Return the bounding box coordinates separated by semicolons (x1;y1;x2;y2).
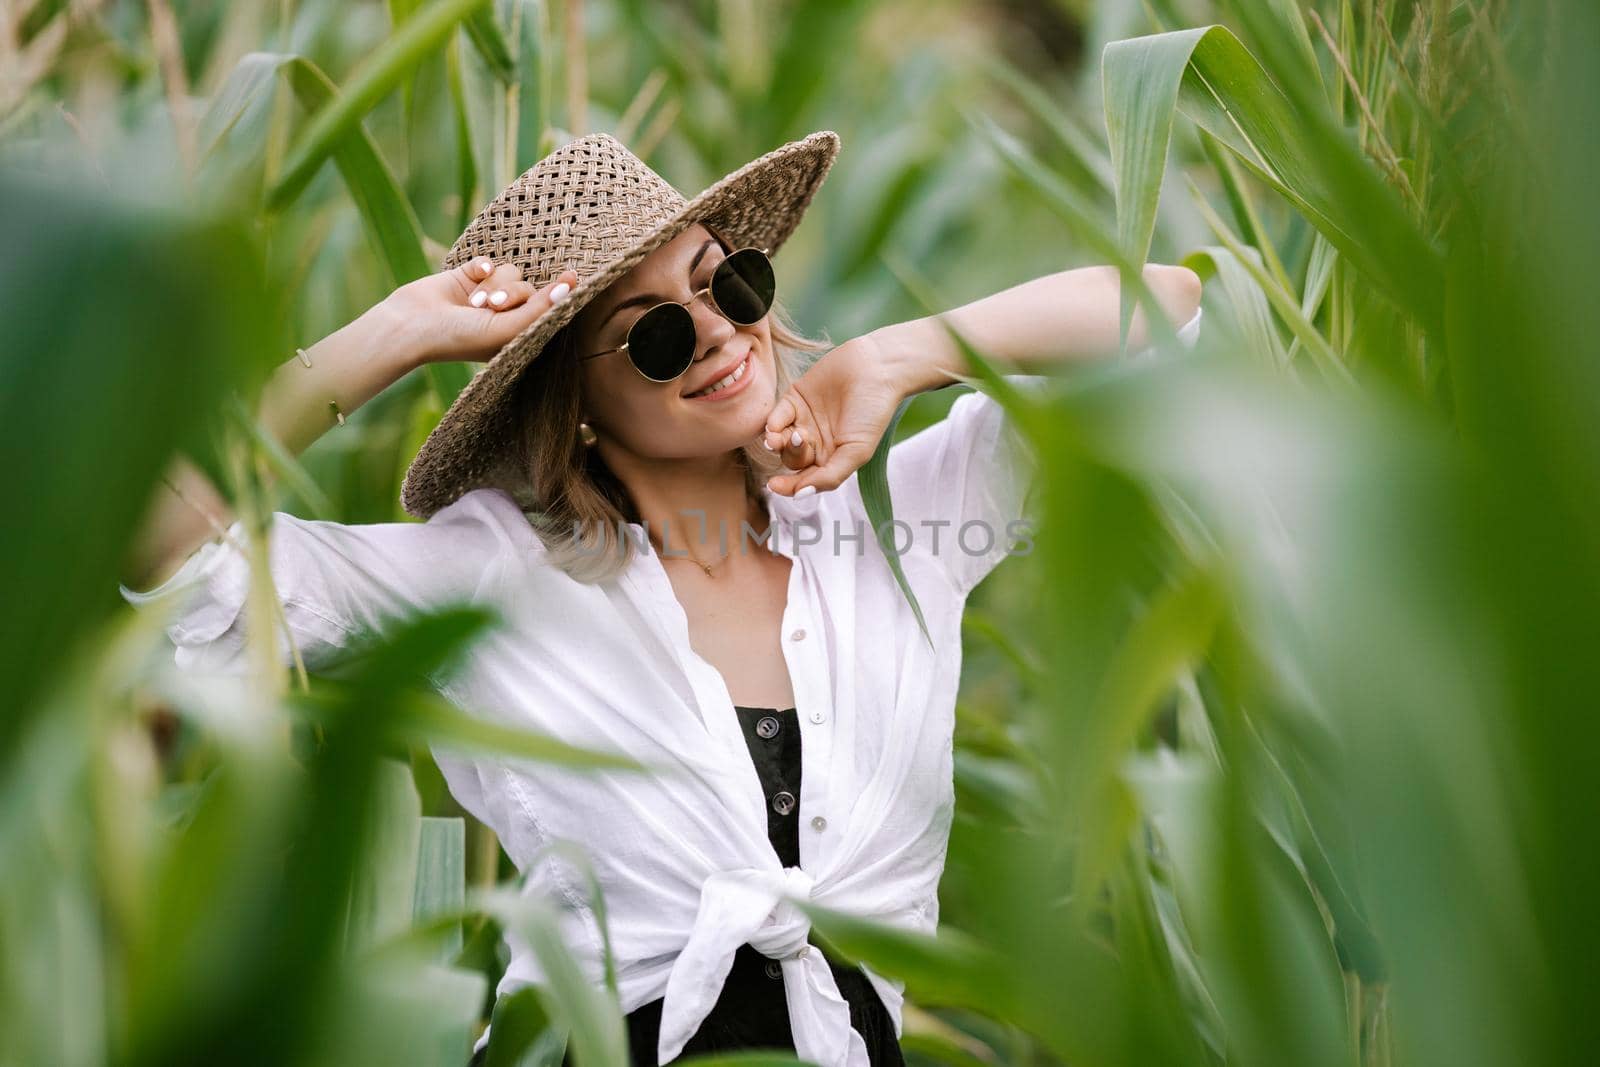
118;312;1197;1067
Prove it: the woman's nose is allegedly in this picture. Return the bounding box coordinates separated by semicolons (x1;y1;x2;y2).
687;291;738;356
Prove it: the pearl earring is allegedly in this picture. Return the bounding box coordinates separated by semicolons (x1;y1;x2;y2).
578;420;598;448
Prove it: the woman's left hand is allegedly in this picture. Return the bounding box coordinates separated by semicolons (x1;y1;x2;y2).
761;334;910;496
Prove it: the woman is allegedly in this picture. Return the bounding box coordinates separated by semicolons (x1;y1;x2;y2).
119;130;1202;1067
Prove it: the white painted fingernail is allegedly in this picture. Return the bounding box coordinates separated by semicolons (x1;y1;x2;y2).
550;282;571;304
478;259;493;276
470;290;488;307
794;485;817;498
489;289;508;307
790;430;803;447
761;437;773;450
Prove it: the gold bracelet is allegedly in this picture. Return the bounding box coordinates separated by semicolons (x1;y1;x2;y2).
296;345;347;427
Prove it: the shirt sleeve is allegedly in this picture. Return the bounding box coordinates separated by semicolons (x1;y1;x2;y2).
882;308;1204;597
882;374;1051;597
118;487;525;675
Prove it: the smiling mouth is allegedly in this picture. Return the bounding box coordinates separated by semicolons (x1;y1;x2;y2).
684;352;752;398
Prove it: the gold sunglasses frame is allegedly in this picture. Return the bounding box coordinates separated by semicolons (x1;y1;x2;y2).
576;244;773;382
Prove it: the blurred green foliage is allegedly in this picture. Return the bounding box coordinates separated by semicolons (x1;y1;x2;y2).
3;1;1596;1066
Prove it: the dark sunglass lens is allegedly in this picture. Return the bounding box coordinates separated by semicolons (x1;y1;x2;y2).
628;303;698;381
711;249;776;324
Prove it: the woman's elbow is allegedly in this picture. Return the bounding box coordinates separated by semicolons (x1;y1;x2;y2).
1143;263;1203;327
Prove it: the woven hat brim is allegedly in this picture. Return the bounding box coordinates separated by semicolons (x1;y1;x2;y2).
399;130;841;521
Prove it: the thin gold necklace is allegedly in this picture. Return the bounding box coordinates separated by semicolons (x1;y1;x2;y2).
655;535;733;578
651;499;763;577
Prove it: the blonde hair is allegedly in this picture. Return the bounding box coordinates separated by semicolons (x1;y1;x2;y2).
503;232;832;582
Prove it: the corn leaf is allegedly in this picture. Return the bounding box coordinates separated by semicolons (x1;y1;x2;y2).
1181;245;1288;370
267;0;492;212
1102;25;1444;339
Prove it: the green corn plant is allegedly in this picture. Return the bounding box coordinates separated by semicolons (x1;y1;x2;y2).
7;3;1599;1067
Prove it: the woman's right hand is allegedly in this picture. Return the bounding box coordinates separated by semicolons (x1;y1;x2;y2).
378;257;579;366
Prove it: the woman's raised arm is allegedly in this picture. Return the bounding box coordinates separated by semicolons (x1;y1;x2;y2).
120;258;579;593
870;262;1203;396
761;263;1202;497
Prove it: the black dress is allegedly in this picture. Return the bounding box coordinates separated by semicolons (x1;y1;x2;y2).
470;705;905;1067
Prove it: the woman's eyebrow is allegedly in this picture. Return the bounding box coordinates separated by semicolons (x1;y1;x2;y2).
600;238;720;328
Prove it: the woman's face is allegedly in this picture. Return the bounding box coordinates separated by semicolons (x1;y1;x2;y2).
572;223;776;460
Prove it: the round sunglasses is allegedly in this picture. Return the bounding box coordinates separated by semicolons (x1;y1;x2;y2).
578;245;776;383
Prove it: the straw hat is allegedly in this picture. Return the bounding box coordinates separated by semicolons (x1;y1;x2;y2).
398;129;842;521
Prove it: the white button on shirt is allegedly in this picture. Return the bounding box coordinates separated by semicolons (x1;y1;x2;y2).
118;309;1198;1067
